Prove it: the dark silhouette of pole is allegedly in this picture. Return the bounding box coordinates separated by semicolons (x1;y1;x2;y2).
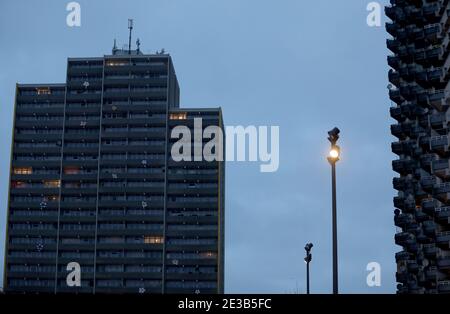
306;261;310;294
128;19;134;54
331;161;338;294
304;243;313;294
327;127;340;295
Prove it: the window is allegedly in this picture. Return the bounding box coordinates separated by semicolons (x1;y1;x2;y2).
11;181;27;188
106;60;127;67
200;251;217;259
47;195;59;202
144;236;164;244
13;167;32;175
169;112;187;120
37;87;51;95
64;167;79;175
43;180;60;188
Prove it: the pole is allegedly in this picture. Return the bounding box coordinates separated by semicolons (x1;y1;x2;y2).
331;162;338;294
306;259;310;294
304;243;313;295
128;19;133;54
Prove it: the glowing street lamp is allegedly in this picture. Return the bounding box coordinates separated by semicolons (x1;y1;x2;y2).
328;147;340;160
327;127;340;295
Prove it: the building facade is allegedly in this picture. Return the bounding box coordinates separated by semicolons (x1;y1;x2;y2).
387;0;450;293
3;47;225;294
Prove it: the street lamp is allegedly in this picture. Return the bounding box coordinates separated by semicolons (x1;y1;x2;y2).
304;243;313;294
327;127;340;295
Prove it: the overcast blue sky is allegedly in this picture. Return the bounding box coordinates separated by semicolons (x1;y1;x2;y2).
0;0;396;293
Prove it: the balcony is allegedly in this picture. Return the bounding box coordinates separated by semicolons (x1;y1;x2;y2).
68;64;103;75
66;91;102;102
433;182;450;202
387;39;400;53
390;106;403;121
429;88;450;111
393;177;406;190
397;44;415;62
395;251;410;263
407;260;419;273
385;22;398;36
428;68;446;84
420;175;436;190
438;281;450;293
437;256;450;270
388;69;401;86
392;158;417;175
388;55;401;70
394;213;414;227
385;6;401;21
429;113;447;129
436;231;450;248
423;244;439;258
391;141;405;155
423;2;442;20
395;231;415;246
424;266;438;281
395;270;408;284
390;123;406;139
67;78;102;89
422;198;437;215
435;206;450;223
389;88;403;104
398;63;418;81
394;195;416;212
422;220;437;236
415;210;429;223
420;154;436;170
419;135;431;149
432;158;450;178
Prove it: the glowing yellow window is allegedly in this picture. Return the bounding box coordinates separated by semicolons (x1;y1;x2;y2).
144;236;164;244
169;112;187;120
106;61;127;66
13;167;33;175
44;180;61;188
37;88;51;95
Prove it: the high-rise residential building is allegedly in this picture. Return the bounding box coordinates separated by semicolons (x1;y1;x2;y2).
3;44;225;294
387;0;450;293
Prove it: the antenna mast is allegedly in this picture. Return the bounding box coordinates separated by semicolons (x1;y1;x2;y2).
128;19;134;54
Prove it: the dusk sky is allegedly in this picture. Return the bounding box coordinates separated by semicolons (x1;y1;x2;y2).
0;0;396;293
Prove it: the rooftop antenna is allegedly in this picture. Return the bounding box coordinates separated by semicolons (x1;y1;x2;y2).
112;38;118;54
136;38;141;53
128;19;134;54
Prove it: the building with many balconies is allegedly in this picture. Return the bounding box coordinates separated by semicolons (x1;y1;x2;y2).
387;0;450;293
3;44;225;294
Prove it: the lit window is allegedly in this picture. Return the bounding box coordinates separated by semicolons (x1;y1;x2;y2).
200;251;217;258
12;181;27;188
47;195;59;202
37;88;51;95
64;167;79;175
43;180;61;188
169;113;187;120
106;61;127;67
13;167;33;175
144;236;164;244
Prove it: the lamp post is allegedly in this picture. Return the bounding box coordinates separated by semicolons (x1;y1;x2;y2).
327;127;340;295
304;243;313;294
